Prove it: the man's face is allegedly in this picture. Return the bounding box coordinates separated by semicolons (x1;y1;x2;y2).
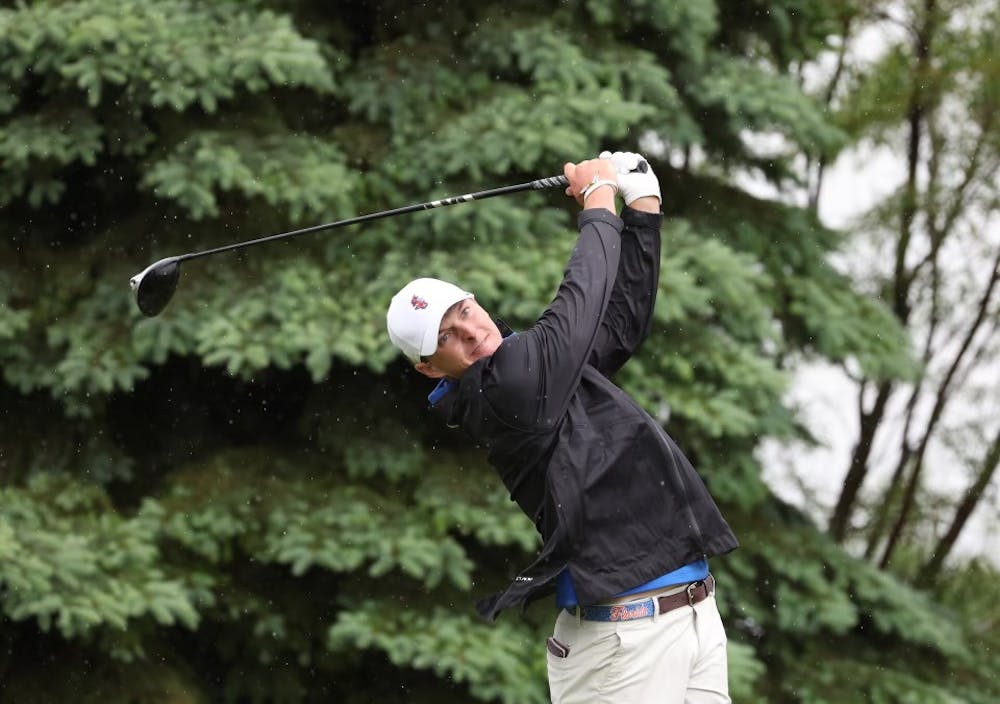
415;297;502;380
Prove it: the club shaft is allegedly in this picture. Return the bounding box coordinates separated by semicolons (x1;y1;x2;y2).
179;175;569;263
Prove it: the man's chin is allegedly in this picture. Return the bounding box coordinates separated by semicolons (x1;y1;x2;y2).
479;338;501;358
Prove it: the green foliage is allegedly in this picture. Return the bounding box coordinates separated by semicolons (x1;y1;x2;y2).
583;0;719;65
0;0;334;111
143;131;356;222
0;475;197;641
697;52;847;161
2;278;150;416
674;177;915;381
402;88;651;185
713;500;998;702
784;657;968;704
714;0;852;67
415;457;540;552
787;273;917;379
633;221;788;442
933;559;1000;703
834;43;916;140
0;112;102;207
0;0;336;222
727;639;767;702
328;604;548;704
0;279;29;341
158;454;475;590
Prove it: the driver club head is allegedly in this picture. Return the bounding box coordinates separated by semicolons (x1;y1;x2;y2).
130;257;181;317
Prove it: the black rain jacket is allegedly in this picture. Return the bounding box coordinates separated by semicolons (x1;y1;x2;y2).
432;206;738;622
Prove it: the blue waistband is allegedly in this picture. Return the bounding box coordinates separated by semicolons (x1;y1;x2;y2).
556;559;709;609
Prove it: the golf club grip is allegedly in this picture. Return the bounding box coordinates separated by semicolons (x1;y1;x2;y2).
436;174;568;206
531;175;569;190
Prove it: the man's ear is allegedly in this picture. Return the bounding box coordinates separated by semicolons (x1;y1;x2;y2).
414;361;446;379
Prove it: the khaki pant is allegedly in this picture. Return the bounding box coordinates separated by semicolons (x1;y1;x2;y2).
546;592;730;704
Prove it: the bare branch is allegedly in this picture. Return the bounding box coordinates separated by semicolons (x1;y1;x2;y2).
879;247;1000;566
918;425;1000;581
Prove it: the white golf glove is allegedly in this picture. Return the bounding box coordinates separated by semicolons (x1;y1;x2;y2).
599;151;660;205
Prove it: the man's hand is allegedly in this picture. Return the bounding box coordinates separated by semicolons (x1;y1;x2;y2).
563;158;618;212
599;151;660;210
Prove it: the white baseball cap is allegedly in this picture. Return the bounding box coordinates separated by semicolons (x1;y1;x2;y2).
386;277;473;363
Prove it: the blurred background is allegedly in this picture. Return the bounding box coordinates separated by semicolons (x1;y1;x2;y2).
1;0;997;702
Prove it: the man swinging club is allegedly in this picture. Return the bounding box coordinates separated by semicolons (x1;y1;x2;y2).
386;152;738;703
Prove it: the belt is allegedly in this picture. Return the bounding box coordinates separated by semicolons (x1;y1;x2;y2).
571;574;715;623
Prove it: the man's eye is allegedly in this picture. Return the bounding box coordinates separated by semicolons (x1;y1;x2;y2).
438;333;450;346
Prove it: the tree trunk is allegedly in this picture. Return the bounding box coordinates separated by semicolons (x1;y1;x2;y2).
863;446;911;559
830;0;935;546
809;13;853;212
830;382;892;540
918;427;1000;582
879;248;1000;567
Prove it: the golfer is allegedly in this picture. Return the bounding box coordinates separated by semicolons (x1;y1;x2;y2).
386;153;738;703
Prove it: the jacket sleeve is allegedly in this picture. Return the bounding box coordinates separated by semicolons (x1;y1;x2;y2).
586;206;662;377
485;208;623;428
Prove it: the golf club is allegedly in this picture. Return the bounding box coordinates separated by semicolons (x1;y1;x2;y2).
129;174;570;317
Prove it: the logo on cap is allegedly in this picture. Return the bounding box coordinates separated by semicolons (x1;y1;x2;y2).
410;295;428;310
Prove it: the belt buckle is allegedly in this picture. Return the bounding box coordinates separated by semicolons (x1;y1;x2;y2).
686;580;703;606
